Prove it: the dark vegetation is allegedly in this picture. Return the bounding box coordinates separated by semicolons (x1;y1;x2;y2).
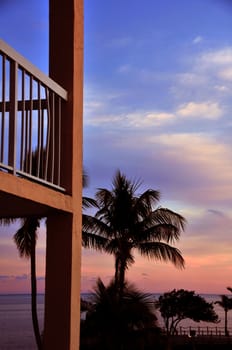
155;289;219;335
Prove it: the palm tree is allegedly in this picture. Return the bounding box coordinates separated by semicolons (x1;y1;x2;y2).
83;170;186;293
14;217;42;349
81;278;158;350
215;294;232;336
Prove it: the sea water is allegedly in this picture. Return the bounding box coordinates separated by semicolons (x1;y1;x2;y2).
0;294;44;350
0;293;231;349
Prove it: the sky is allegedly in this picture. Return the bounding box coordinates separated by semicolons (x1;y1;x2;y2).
0;0;232;295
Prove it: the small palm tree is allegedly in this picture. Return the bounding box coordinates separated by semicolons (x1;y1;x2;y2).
83;170;186;293
82;278;158;350
14;217;42;349
215;294;232;336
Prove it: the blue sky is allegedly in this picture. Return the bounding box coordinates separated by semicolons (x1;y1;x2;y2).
0;0;232;294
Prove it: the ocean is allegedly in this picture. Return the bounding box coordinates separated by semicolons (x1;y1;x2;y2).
0;293;231;349
0;294;44;350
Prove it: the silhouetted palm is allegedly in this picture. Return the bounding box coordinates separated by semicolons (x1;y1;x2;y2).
14;217;42;349
83;170;186;292
215;294;232;336
82;278;158;350
82;169;98;210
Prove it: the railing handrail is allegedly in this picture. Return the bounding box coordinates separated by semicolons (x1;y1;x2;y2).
0;39;67;100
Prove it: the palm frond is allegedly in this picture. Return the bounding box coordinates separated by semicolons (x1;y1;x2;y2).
83;214;111;237
138;241;185;269
133;189;160;217
141;223;182;243
82;231;108;251
13;217;40;258
151;208;186;237
0;217;17;226
83;169;89;188
82;196;98;210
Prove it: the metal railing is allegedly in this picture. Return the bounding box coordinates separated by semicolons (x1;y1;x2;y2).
0;40;68;191
178;326;231;337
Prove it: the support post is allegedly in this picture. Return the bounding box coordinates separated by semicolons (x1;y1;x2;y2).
43;0;83;348
43;213;82;349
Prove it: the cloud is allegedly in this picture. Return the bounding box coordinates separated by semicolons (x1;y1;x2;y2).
183;211;232;261
192;36;203;44
0;275;12;280
196;47;232;83
207;209;225;217
127;112;175;127
218;67;232;81
37;276;45;281
177;101;223;119
146;132;232;205
176;73;207;86
0;274;28;281
141;272;149;277
15;274;28;280
173;46;232;101
214;84;229;92
117;64;132;73
108;37;132;48
199;47;232;66
85;100;224;130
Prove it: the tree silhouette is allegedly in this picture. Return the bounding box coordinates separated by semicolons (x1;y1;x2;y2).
83;170;186;293
215;289;232;336
14;217;42;349
81;278;158;350
156;289;219;335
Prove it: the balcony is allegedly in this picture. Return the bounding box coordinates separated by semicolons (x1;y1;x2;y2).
0;40;68;192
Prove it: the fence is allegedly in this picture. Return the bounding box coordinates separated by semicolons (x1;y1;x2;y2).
178;326;231;337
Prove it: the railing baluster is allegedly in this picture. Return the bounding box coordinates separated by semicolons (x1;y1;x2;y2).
25;109;29;172
20;68;25;170
36;82;43;178
57;96;61;186
9;59;17;175
28;75;33;174
51;91;55;183
44;87;50;181
0;54;5;163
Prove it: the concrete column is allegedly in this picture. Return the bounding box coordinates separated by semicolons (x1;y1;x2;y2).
43;213;82;349
43;0;83;349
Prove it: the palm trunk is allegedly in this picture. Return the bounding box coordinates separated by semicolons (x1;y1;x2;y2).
225;310;228;336
119;265;125;295
31;232;42;349
115;256;120;287
114;257;125;297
